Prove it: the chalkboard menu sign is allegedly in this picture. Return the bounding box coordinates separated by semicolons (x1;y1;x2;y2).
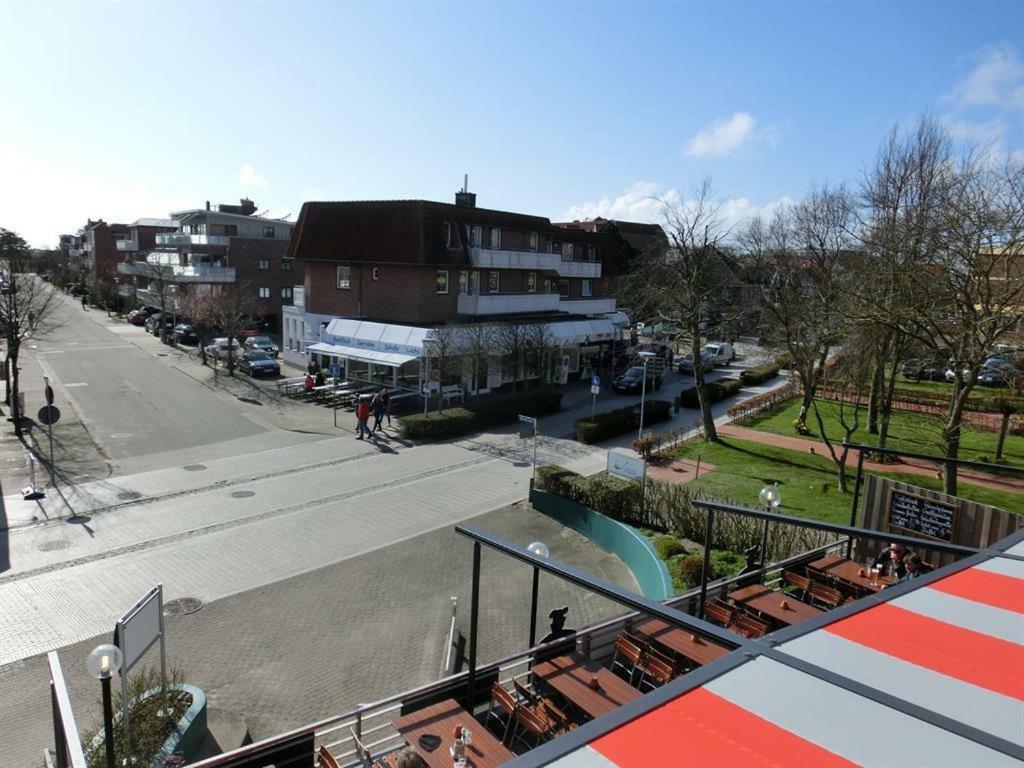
886;489;957;543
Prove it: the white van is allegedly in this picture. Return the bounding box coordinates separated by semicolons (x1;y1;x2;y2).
703;342;735;366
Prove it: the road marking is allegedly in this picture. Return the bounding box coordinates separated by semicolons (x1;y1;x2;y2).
65;383;88;388
109;433;132;439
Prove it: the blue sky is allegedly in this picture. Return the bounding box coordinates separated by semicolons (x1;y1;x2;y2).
2;0;1023;246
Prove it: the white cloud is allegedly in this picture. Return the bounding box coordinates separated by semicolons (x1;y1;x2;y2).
685;113;756;158
949;44;1024;114
238;163;267;187
562;181;793;238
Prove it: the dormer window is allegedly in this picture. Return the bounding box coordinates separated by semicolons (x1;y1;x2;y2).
444;223;452;248
529;232;538;251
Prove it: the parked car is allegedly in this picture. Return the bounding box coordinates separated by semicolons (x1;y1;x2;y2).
900;359;922;378
978;367;1019;387
678;347;717;373
237;324;263;340
238;350;280;377
205;337;241;358
612;365;662;393
128;307;157;326
144;313;163;334
704;342;735;366
244;336;279;357
944;366;971;383
902;358;946;381
174;324;198;345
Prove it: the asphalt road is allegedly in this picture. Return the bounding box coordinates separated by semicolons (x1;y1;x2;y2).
28;296;265;463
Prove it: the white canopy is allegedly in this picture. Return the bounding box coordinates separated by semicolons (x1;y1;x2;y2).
306;342;417;368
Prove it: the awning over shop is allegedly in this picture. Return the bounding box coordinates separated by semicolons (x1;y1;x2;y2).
546;318;620;346
323;318;433;354
306;342;418;368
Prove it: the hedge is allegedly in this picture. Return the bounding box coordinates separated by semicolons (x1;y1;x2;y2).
400;391;563;440
575;400;672;444
740;363;779;386
679;378;742;408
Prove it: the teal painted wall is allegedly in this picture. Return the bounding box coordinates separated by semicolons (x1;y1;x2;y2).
532;489;673;600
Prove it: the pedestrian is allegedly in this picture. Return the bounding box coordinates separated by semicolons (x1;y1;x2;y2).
380;387;392;426
370;393;385;433
303;373;315;394
315;368;325;386
355;396;370;439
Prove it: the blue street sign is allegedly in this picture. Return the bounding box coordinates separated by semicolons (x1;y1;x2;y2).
329;364;341;376
592;375;601;388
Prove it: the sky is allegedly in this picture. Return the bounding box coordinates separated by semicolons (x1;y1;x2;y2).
2;0;1023;248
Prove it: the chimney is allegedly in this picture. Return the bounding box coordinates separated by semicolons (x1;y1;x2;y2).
205;200;210;211
455;176;476;208
240;198;256;216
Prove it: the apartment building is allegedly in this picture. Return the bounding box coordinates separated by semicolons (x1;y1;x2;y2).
282;190;663;396
60;219;131;282
117;199;301;327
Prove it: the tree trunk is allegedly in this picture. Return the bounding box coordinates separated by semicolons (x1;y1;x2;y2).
877;359;900;449
691;330;718;441
867;355;884;434
995;411;1011;462
10;347;20;438
2;350;9;406
942;381;973;496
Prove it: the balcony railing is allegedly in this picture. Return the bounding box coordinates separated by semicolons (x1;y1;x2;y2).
557;258;601;278
116;240;138;252
559;296;616;315
470;247;560;271
457;291;561;315
155;233;231;247
117;262;236;283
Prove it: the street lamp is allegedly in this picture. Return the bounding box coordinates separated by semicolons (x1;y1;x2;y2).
636;351;656;443
527;541;549;648
87;643;123;768
758;484;781;567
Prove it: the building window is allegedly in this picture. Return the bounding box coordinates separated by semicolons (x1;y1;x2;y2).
337;266;351;289
372;267;380;281
550;241;559;254
492;228;501;249
566;243;575;259
259;287;270;299
263;225;275;238
281;259;293;271
281;286;293;299
444;223;452;248
459;270;469;294
436;270;449;294
470;270;480;293
558;279;570;297
210;224;238;236
544;278;553;294
472;226;482;247
258;259;270;271
527;272;537;293
587;244;596;261
581;279;592;297
529;232;538;251
488;271;500;293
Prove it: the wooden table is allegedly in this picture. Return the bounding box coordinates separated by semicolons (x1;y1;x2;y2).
635;619;732;666
809;556;894;592
533;653;643;720
727;584;771;603
740;591;823;626
392;699;513;768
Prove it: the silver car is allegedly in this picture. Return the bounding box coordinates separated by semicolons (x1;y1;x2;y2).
244;336;280;358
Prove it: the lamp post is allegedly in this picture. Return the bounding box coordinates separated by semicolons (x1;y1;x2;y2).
758;484;781;567
527;540;549;648
87;643;123;768
636;351;656;443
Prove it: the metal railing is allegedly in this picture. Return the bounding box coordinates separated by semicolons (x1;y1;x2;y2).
47;651;87;768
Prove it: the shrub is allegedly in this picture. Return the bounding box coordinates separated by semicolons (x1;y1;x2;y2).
473;390;563;428
672;555;707;590
575;400;672;444
679;378;742;408
399;408;476;440
582;472;641;519
740;363;779;386
654;534;686;559
774;353;792;369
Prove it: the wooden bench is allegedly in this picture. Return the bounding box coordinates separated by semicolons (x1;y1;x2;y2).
441;384;464;404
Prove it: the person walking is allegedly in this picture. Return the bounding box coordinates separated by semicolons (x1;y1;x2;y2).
355;396;370;439
380;388;392;427
370;393;385;434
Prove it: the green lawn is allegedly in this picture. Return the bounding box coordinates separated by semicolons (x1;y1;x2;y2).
669;437;1024;523
891;376;1024;407
747;396;1024;466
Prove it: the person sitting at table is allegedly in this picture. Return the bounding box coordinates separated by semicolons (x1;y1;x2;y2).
395;748;426;768
315;368;326;386
303;373;315;394
898;553;932;583
873;542;908;580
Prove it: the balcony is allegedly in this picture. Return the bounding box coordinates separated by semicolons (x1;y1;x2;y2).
117;262;236;283
116;240;138;252
470;247;560;271
457;291;561;315
559;296;617;315
155;233;231;247
558;258;601;278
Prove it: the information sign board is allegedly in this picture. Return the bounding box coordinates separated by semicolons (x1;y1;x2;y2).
607;449;645;481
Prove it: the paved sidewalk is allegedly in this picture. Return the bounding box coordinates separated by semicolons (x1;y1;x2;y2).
718;424;1024;494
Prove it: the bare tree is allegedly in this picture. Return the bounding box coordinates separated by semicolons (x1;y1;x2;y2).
457;323;495;406
0;229;64;437
622;179;737;441
178;289;218;366
525;322;560;389
208;284;258;375
424;324;462;412
496;322;531;392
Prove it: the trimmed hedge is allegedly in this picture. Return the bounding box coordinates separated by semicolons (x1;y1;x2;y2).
740;363;779;386
400;391;563;440
575;400;672;444
535;465;641;521
679;378;742;408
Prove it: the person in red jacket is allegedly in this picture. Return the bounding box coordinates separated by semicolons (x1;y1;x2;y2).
355;396;370;439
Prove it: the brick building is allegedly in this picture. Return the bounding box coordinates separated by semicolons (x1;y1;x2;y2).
282;189;664;398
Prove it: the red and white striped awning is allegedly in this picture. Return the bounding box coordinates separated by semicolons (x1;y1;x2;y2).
538;544;1024;767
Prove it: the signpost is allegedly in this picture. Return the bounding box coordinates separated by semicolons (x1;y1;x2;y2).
590;375;600;419
519;415;538;484
41;375;59;484
113;585;167;755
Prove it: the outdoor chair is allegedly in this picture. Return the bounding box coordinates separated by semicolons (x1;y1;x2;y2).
610;635;646;687
704;600;735;628
317;745;342;768
733;613;770;639
638;652;677;692
513;678;576;737
512;698;554;750
485;682;520;746
782;570;812;602
809;581;844;610
348;729;395;768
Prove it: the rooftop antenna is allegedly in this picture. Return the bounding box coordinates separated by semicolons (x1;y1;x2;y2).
463;174;468;193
